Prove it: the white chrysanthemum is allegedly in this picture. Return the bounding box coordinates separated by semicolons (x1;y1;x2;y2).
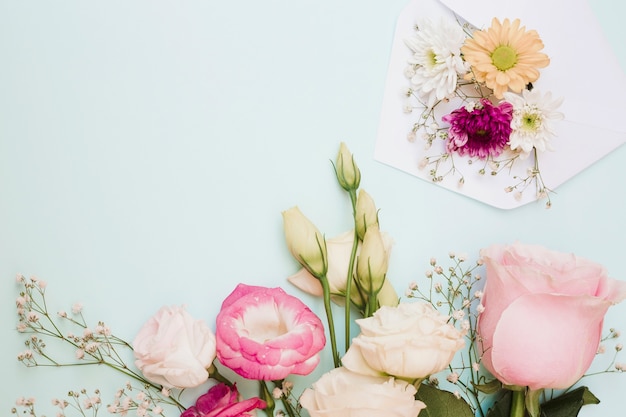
404;18;468;106
503;89;564;158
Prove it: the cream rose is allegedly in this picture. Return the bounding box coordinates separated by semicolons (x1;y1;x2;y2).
299;367;426;417
478;242;626;390
342;302;464;380
133;306;216;388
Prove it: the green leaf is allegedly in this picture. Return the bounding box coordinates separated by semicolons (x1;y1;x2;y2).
485;390;512;417
580;388;600;406
415;384;474;417
540;387;600;417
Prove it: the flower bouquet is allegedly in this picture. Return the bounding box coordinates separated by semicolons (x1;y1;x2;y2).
13;143;626;417
374;0;626;210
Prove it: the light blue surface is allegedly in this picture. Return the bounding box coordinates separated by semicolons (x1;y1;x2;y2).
2;0;625;415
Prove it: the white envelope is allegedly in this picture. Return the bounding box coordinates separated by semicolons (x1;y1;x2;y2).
374;0;626;209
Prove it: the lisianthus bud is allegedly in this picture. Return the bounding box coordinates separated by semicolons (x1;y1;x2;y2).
334;142;361;191
355;189;378;241
356;227;388;295
282;206;328;278
377;279;400;308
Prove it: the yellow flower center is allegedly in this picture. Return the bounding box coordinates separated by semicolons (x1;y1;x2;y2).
491;45;517;71
427;49;437;67
521;112;540;131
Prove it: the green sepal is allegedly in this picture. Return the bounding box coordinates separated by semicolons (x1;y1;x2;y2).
415;383;474;417
473;378;502;394
526;389;543;417
540;387;600;417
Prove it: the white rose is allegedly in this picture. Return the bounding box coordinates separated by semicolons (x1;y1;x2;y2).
300;367;426;417
342;302;464;380
133;306;216;388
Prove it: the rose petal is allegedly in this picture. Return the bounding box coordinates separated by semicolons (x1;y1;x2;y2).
488;293;608;389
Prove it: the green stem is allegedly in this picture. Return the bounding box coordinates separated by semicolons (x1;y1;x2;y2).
208;363;233;387
344;189;359;351
510;390;526;417
259;381;275;417
319;275;341;367
366;287;378;317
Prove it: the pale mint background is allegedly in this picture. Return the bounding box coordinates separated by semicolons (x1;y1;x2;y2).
1;0;625;415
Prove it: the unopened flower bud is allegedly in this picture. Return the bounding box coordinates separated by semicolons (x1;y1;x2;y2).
355;189;378;241
356;227;389;295
334;142;361;191
377;279;399;308
282;206;328;278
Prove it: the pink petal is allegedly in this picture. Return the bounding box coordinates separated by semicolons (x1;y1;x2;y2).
488;293;609;390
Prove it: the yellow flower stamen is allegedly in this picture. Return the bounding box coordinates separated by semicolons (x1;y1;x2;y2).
491;45;517;71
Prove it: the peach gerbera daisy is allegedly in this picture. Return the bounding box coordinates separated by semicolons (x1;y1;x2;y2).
462;18;549;99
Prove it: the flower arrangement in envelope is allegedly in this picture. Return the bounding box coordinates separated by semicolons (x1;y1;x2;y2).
374;0;626;209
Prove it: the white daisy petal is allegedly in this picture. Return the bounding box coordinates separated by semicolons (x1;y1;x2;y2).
504;89;564;158
404;18;468;107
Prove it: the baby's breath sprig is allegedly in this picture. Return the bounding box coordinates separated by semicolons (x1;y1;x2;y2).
14;275;185;416
271;380;302;417
585;328;625;376
12;389;103;417
503;149;553;208
405;253;490;417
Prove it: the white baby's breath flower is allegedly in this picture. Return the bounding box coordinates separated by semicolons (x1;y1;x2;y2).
503;89;564;158
404;18;468;106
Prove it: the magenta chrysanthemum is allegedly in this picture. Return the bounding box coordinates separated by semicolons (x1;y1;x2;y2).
443;99;514;159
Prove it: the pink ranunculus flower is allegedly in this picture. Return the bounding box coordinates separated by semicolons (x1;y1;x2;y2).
215;284;326;381
300;367;426;417
478;242;626;390
181;383;266;417
133;306;217;389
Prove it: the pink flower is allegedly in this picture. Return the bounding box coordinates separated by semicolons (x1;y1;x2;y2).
181;384;265;417
133;306;217;389
442;99;513;159
215;284;325;381
478;242;626;390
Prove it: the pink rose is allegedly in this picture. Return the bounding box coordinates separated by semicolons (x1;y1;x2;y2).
215;284;326;380
181;383;266;417
478;242;626;390
133;306;216;389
